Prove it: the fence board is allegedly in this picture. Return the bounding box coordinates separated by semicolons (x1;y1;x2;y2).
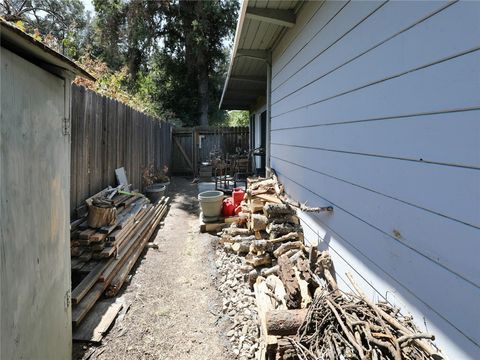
172;126;250;175
70;84;172;215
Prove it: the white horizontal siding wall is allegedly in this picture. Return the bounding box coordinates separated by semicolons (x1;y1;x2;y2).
270;1;480;359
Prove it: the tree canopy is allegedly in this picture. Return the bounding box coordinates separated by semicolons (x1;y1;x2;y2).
1;0;246;126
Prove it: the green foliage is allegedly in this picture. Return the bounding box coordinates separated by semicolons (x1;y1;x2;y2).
74;54;163;119
1;0;240;126
1;0;89;59
225;111;250;127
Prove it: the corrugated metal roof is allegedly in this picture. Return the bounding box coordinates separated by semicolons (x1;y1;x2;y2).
0;18;95;80
220;0;301;110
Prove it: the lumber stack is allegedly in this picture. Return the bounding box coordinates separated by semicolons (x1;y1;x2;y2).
217;175;444;360
70;192;169;327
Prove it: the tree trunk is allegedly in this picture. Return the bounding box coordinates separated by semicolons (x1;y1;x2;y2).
180;0;196;83
196;0;209;126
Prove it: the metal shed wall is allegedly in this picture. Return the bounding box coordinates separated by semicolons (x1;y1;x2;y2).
269;1;480;359
1;47;71;359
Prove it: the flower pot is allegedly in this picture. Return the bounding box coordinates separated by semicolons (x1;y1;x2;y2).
145;184;166;203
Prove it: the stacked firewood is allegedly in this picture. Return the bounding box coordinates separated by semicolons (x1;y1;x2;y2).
217;175;444;360
70;190;169;327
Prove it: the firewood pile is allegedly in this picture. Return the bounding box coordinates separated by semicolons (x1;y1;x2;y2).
216;175;444;360
70;187;169;327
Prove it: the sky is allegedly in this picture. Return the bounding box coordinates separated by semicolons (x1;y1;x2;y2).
82;0;95;14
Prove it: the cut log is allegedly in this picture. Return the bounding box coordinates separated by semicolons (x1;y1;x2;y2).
275;337;297;360
245;253;272;267
273;241;304;258
266;214;299;225
251;214;268;231
250;240;274;253
200;222;227;233
253;277;278;355
250;199;265;213
294;267;312;309
222;227;252;237
231;241;251;254
265;275;287;310
254;193;282;204
248;269;259;289
263;203;295;218
266;222;296;239
224;216;239;224
316;251;339;293
240;264;254;273
269;232;300;244
277;255;301;309
266;309;308;336
296;257;313;284
223;235;255;243
261;249;304;277
250;178;276;191
308;245;318;272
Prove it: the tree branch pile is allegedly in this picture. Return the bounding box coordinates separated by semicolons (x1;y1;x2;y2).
215;175;444;360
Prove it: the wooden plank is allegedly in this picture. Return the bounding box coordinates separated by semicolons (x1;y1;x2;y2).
71;258;85;271
70;216;86;231
89;232;107;243
254;278;278;360
79;260;101;273
72;260;109;304
72;283;105;326
173;135;194;170
99;206;158;283
78;228;97;240
72;298;123;343
200;223;228;233
254;193;282;204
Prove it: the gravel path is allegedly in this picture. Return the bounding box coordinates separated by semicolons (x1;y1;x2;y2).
74;177;230;360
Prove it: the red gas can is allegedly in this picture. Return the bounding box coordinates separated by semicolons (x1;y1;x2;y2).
232;188;245;207
222;197;235;217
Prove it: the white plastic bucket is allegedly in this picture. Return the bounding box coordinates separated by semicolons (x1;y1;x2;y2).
198;190;224;221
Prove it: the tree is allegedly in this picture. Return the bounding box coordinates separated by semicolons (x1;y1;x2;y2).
225;111;249;127
2;0;240;126
1;0;88;58
157;0;238;126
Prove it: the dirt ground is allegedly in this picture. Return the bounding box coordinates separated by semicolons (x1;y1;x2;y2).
73;177;230;360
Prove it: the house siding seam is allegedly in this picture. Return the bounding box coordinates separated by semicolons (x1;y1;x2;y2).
269;1;480;359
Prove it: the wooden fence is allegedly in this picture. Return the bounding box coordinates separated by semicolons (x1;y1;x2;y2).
172;126;249;174
70;84;172;214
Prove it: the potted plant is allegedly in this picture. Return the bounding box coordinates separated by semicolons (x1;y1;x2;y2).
142;164;170;202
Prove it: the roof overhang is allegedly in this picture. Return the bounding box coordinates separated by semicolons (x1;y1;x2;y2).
0;18;95;81
219;0;301;111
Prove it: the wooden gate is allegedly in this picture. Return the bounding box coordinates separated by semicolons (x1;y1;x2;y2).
172;126;249;175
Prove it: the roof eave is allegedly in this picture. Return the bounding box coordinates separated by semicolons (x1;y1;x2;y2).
0;19;95;81
219;0;250;110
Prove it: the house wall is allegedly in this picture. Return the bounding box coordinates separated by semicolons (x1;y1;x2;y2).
0;47;71;359
269;1;480;358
